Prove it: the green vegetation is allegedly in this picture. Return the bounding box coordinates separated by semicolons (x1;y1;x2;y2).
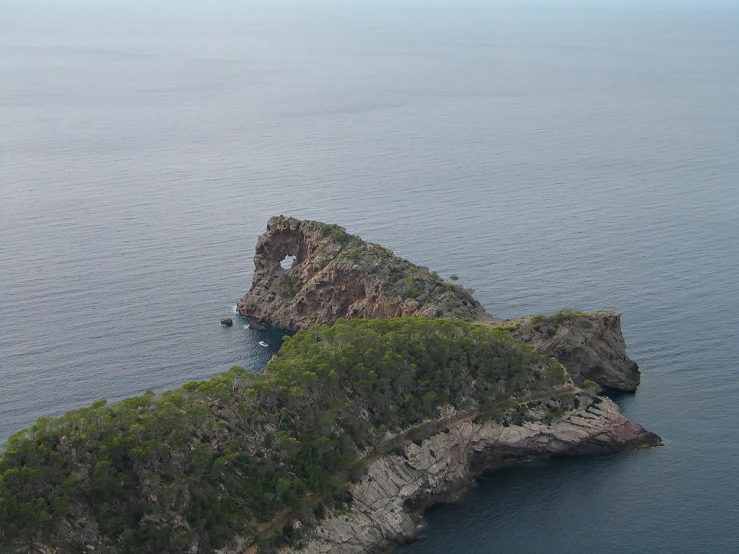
531;308;591;326
583;379;603;394
0;318;567;553
530;314;546;325
550;308;587;322
401;276;420;299
495;324;520;332
280;273;302;297
319;223;354;245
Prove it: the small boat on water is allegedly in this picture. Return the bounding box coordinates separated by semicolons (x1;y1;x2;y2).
258;341;269;347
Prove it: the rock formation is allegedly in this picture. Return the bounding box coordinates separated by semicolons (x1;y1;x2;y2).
510;311;641;391
237;216;489;333
283;394;660;554
238;217;640;391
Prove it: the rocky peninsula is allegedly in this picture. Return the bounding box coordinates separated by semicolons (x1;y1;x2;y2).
239;216;641;392
0;217;660;554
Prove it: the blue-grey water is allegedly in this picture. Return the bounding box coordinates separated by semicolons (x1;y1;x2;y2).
2;1;738;552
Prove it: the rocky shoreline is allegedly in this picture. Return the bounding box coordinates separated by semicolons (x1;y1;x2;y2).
283;394;660;554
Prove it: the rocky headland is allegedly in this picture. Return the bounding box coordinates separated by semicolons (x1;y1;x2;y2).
283;394;659;554
0;217;660;554
236;216;489;333
237;216;658;553
510;310;641;391
239;216;641;392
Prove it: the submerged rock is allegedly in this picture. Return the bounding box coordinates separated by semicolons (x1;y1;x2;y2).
220;317;233;326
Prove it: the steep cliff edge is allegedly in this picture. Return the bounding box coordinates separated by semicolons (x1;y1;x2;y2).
238;217;640;391
284;394;659;554
509;310;641;391
237;216;489;333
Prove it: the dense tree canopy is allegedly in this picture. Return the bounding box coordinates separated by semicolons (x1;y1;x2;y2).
0;318;567;553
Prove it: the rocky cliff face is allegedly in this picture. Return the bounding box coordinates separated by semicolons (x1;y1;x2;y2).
283;394;660;554
510;311;641;391
237;216;488;332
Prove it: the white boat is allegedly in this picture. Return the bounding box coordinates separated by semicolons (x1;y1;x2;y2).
258;341;268;347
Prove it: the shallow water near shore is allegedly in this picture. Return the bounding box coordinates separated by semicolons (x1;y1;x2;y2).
2;1;739;552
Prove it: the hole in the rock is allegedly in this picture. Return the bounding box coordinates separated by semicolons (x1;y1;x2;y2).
280;255;296;270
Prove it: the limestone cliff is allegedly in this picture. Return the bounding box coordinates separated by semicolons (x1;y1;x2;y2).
237;216;488;332
282;393;660;554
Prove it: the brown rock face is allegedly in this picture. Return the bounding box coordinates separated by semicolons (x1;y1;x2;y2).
237;216;487;332
511;311;641;391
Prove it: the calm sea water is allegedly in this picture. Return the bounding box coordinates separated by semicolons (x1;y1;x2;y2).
2;1;738;552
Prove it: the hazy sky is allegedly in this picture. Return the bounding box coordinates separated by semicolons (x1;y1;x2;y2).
2;0;737;10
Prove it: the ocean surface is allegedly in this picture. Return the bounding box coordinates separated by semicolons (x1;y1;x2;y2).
2;1;738;551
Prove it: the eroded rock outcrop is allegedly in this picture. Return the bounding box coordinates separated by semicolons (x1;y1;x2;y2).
237;216;489;333
510;311;641;391
284;394;660;554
